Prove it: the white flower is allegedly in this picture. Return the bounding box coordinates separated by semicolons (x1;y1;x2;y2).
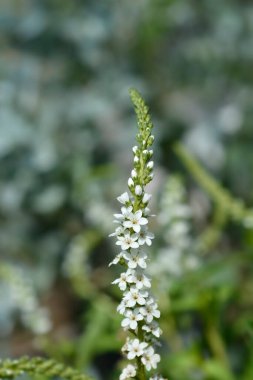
119;364;137;380
117;192;130;204
140;300;160;323
124;287;149;307
109;252;124;266
112;270;134;291
127;339;148;359
113;206;133;223
142;193;152;204
138;227;154;246
117;299;128;315
135;185;142;196
134;156;139;163
141;346;160;370
121;309;144;330
143;321;162;338
123;210;148;233
133;272;151;289
116;233;139;250
109;226;125;237
123;251;147;269
150;375;167;380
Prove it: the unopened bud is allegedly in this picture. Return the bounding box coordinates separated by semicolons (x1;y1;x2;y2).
135;185;142;196
148;135;154;145
142;193;152;203
131;169;137;178
128;178;134;188
147;161;154;170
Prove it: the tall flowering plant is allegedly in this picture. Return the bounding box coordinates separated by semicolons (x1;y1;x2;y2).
109;89;166;380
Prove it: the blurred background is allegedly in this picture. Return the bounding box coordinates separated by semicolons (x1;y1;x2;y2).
0;1;253;379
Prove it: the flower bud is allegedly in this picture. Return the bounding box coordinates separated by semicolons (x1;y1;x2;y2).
128;177;134;188
142;193;152;204
132;146;138;154
117;192;130;204
135;185;142;196
131;169;137;178
148;135;154;145
147;161;154;170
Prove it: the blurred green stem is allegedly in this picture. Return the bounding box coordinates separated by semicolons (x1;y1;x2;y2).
203;312;232;374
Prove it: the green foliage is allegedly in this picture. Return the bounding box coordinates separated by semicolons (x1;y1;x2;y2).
0;357;92;380
175;142;253;252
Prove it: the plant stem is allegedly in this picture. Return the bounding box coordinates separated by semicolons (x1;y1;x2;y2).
203;311;235;379
136;325;147;380
137;358;146;380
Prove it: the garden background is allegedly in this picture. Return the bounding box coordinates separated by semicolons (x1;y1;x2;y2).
1;1;253;379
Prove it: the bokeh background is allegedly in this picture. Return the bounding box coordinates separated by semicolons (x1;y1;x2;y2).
1;1;253;379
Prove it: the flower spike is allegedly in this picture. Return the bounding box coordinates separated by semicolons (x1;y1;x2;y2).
109;90;166;380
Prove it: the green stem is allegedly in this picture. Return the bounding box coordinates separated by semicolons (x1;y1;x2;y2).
136;324;147;380
203;311;235;379
136;358;146;380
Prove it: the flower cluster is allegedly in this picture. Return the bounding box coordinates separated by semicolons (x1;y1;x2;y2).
149;176;199;287
0;262;51;334
109;90;165;380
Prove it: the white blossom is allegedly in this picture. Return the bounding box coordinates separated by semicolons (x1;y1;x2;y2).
124;287;149;307
143;321;162;338
127;339;148;360
141;346;160;370
121;308;144;330
123;250;147;269
116;233;139;250
119;364;137;380
113;206;133;223
109;226;125;237
133;271;151;289
138;227;154;246
117;192;130;204
123;210;148;233
117;299;128;315
112;270;134;291
108;252;124;266
140;300;160;323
